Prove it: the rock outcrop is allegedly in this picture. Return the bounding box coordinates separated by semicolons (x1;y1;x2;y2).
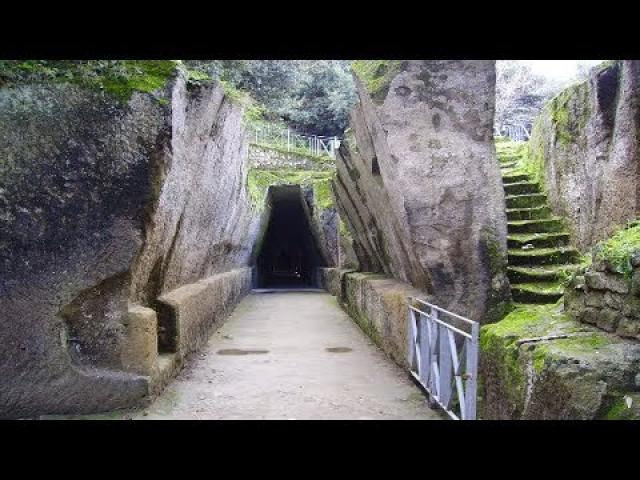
479;302;640;420
334;60;510;323
0;67;260;418
527;60;640;251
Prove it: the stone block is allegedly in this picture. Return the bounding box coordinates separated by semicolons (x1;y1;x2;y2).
595;308;620;333
121;305;158;377
585;271;629;294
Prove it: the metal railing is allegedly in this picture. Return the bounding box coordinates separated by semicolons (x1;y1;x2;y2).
495;123;531;141
407;298;479;420
248;122;341;159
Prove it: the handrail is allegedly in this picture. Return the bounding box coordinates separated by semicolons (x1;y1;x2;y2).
407;297;479;420
247;122;341;159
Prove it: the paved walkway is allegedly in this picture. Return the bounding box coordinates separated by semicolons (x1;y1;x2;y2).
58;292;443;420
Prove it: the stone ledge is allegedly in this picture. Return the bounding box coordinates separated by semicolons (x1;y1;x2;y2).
319;267;427;369
138;267;253;397
479;302;640;420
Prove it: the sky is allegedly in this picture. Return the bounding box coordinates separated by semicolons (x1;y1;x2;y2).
518;60;605;81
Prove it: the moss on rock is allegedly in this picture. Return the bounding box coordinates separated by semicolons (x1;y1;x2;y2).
593;220;640;279
351;60;402;104
0;60;180;103
246;168;335;211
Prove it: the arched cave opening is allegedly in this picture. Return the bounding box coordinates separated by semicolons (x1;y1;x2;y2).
255;185;326;288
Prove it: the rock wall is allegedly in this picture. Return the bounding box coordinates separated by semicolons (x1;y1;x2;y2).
479;302;640;419
334;60;510;323
0;69;259;418
565;253;640;341
527;60;640;251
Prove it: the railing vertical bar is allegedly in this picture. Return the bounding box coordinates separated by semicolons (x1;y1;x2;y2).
438;321;453;408
465;323;479;420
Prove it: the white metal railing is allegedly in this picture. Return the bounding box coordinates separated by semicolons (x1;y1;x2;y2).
495;123;531;141
407;297;479;420
248;122;341;159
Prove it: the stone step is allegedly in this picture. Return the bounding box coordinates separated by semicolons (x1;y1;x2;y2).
510;282;565;304
507;231;571;249
507;217;565;234
501;172;530;183
507;264;579;284
505;193;547;209
506;205;552;221
500;162;518;169
503;181;540;196
508;246;580;266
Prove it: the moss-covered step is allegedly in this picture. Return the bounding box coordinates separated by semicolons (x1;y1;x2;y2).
508;246;580;266
503;181;540;196
507;218;565;234
507;264;578;284
506;193;547;209
501;172;530;183
500;161;518;169
506;206;553;221
510;282;565;303
507;232;570;249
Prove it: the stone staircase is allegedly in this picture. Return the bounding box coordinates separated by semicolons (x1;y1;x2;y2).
498;141;580;304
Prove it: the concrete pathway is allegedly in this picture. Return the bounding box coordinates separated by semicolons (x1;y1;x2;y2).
55;292;444;420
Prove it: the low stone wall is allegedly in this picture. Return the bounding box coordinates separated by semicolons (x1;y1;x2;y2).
319;267;426;368
248;144;334;171
565;259;640;340
124;268;252;401
157;268;252;359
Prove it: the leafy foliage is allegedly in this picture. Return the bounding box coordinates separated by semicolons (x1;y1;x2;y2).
183;60;357;136
593;220;640;279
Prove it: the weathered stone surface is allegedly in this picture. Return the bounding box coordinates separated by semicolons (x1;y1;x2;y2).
585;271;630;294
122;306;158;376
0;70;259;417
334;61;510;323
566;262;640;341
480;303;640;419
527;61;640;251
157;268;252;358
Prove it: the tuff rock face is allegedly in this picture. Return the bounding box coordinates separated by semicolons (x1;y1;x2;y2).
0;71;260;417
528;60;640;251
334;60;510;323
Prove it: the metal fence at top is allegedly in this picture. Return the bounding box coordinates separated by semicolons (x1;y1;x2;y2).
248;122;341;159
495;123;531;142
407;297;479;420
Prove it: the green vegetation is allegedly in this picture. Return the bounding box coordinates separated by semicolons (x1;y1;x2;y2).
246;169;335;211
593;220;640;279
549;81;590;147
0;60;179;102
251;142;334;165
351;60;402;104
184;60;356;136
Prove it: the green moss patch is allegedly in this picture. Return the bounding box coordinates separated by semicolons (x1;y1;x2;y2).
247;168;335;211
548;81;591;147
0;60;179;103
351;60;402;103
251;143;335;164
593;220;640;279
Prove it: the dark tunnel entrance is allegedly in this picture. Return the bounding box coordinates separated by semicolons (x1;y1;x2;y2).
256;185;326;288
